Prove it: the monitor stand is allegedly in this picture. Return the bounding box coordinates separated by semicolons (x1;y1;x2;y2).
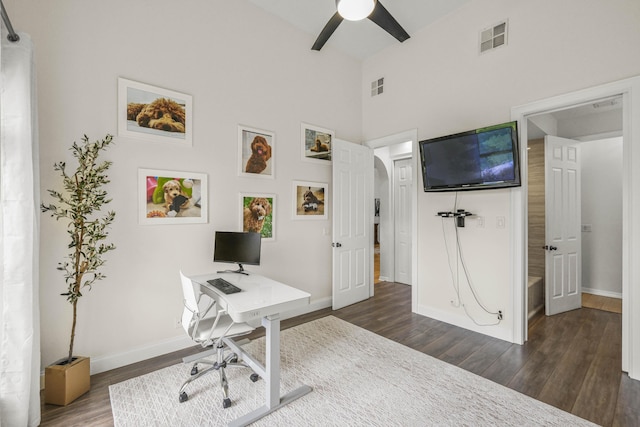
217;263;249;275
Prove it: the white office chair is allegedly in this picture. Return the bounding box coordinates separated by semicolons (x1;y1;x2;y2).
178;271;258;408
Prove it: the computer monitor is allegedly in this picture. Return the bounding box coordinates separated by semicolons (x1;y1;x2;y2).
213;231;261;275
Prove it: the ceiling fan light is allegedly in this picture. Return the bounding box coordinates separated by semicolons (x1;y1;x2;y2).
336;0;375;21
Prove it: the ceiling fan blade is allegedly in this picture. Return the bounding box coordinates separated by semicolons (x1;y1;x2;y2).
368;1;410;43
312;12;344;51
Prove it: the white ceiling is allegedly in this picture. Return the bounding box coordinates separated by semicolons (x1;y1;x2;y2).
248;0;471;60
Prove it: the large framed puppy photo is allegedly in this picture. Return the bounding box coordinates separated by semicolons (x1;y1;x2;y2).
118;78;193;146
138;168;207;225
238;125;275;178
240;193;275;241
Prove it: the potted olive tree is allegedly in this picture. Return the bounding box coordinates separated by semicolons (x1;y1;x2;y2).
41;134;116;405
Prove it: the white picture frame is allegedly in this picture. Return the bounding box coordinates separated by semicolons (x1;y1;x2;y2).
138;168;207;225
301;122;334;164
240;193;276;241
238;125;275;179
292;181;328;220
118;78;193;146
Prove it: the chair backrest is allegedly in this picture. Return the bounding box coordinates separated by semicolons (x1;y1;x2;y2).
179;271;199;334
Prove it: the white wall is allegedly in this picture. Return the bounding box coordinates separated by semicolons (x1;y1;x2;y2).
8;0;363;372
362;0;640;341
581;137;623;297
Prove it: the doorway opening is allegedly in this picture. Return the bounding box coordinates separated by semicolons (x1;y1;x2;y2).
525;98;623;321
512;76;640;379
366;130;419;309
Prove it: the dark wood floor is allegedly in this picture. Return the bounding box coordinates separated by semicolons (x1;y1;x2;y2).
41;282;640;426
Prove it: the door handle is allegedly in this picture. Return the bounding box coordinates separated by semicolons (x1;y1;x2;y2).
332;242;342;248
542;245;558;251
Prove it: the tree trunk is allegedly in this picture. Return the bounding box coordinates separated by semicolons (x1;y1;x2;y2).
67;298;78;365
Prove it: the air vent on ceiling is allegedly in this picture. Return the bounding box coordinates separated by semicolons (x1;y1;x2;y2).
371;78;384;97
479;20;508;54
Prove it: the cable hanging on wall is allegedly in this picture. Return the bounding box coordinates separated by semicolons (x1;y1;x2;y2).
440;192;502;326
1;0;20;42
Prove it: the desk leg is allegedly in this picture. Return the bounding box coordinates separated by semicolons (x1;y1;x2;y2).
264;314;280;408
228;314;312;427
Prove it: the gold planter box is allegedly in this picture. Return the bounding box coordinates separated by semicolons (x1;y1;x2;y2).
44;356;90;406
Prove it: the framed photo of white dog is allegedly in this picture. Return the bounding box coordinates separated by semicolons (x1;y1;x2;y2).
240;193;275;241
138;168;207;225
238;125;275;178
301;122;334;164
293;181;328;220
118;78;193;146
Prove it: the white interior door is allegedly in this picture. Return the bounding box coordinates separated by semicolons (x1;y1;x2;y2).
545;135;581;316
394;158;412;285
332;139;373;310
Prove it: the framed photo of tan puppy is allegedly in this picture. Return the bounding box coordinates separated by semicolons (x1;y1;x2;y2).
238;125;275;178
293;181;328;220
301;122;334;164
240;193;275;241
138;168;207;225
118;78;193;146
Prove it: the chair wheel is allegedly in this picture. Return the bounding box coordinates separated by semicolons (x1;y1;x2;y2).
179;392;188;403
223;398;232;408
190;366;198;375
250;373;260;382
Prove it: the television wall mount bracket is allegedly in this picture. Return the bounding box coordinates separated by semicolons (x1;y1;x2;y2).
436;209;473;227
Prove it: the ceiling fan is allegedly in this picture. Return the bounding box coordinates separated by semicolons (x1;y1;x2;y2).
312;0;410;51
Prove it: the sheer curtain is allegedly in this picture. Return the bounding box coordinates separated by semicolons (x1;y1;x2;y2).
0;25;41;427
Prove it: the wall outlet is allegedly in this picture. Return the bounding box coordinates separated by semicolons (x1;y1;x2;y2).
476;216;485;228
496;216;505;229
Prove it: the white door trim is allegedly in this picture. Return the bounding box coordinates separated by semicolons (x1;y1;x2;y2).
365;129;419;311
511;75;640;380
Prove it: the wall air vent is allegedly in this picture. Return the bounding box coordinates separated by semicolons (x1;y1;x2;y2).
371;78;384;97
479;20;508;54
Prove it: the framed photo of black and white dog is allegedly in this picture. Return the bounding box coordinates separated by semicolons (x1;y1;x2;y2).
118;78;193;146
240;193;275;241
238;125;275;178
293;181;328;220
301;122;333;164
138;168;207;225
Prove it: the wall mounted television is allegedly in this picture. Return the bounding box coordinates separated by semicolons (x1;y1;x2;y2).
418;121;521;192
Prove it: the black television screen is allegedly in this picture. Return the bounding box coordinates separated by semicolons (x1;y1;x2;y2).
419;121;521;192
213;231;261;273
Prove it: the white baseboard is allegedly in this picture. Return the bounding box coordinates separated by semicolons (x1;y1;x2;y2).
378;276;390;282
84;296;333;376
582;287;622;299
414;303;513;343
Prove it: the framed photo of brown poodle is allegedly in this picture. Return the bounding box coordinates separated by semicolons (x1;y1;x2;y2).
240;193;275;241
238;125;275;178
118;78;193;146
301;122;334;164
293;181;328;220
138;168;207;225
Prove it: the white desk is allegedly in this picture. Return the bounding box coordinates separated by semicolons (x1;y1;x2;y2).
190;272;312;427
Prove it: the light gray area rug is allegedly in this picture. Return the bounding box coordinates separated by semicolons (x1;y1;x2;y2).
110;316;596;426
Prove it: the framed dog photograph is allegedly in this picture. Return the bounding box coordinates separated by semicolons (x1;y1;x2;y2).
240;193;275;241
293;181;328;220
138;168;207;225
301;122;334;164
118;78;193;146
238;125;275;178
